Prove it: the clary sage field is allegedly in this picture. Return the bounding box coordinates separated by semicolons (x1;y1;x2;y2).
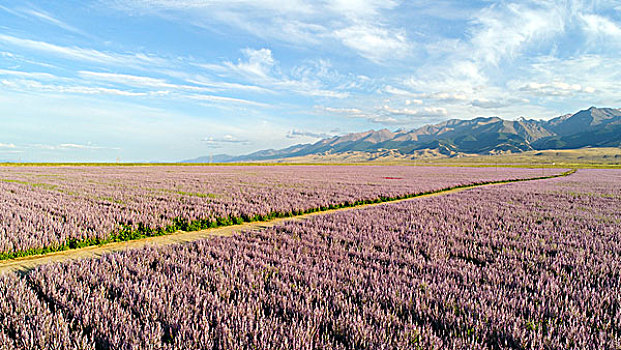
0;165;558;258
0;168;619;349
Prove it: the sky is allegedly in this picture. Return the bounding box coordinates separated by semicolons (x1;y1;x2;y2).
1;0;620;162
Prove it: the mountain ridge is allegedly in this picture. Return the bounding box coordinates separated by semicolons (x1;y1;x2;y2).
184;107;621;163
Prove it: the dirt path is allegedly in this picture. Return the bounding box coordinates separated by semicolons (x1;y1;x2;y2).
0;175;570;274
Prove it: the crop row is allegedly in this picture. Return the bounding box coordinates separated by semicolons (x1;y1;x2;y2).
0;169;618;349
0;166;560;258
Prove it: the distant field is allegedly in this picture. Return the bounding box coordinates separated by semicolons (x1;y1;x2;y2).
1;169;619;349
245;147;621;168
417;147;621;168
0;166;557;260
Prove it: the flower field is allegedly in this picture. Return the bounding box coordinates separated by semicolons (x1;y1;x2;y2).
0;165;557;258
0;169;618;349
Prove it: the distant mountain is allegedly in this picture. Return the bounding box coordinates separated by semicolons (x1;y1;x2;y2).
534;107;621;149
182;107;621;163
183;154;238;163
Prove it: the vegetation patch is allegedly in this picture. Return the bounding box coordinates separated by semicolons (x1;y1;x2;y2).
0;169;575;262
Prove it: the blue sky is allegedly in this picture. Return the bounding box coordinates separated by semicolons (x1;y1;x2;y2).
1;0;620;162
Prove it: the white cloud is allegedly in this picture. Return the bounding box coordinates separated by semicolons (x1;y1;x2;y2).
327;0;399;19
311;1;621;122
0;143;16;148
425;92;468;103
518;81;596;96
334;25;411;63
405;99;423;105
0;5;85;35
388;1;621;120
1;70;274;109
403;60;487;102
506;54;621;107
79;71;218;94
321;106;365;115
317;105;394;124
22;8;86;35
2;69;278;108
224;48;276;79
58;143;118;150
286;129;333;139
469;2;566;66
59;86;148;96
316;104;449;126
1;79;148;96
185;76;273;94
580;13;621;42
269;19;327;45
382;106;419;116
0;50;57;69
385;85;469;103
383;85;416;97
186;94;271;108
99;0;621;126
383;105;448;117
204;49;350;98
422;107;448;116
471;97;529;109
273;80;349;99
118;0;314;14
0;69;56;80
0;34;163;67
201;135;250;147
26;143;120;151
111;0;410;63
80;71;174;88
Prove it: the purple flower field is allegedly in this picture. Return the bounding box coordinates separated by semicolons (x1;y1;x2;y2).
0;169;618;349
0;165;556;256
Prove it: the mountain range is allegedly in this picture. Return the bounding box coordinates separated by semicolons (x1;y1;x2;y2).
184;107;621;163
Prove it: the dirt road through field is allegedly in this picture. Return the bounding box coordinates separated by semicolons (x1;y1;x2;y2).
0;172;574;274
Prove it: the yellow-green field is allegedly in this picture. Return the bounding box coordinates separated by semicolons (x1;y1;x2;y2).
415;147;621;168
1;147;620;168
